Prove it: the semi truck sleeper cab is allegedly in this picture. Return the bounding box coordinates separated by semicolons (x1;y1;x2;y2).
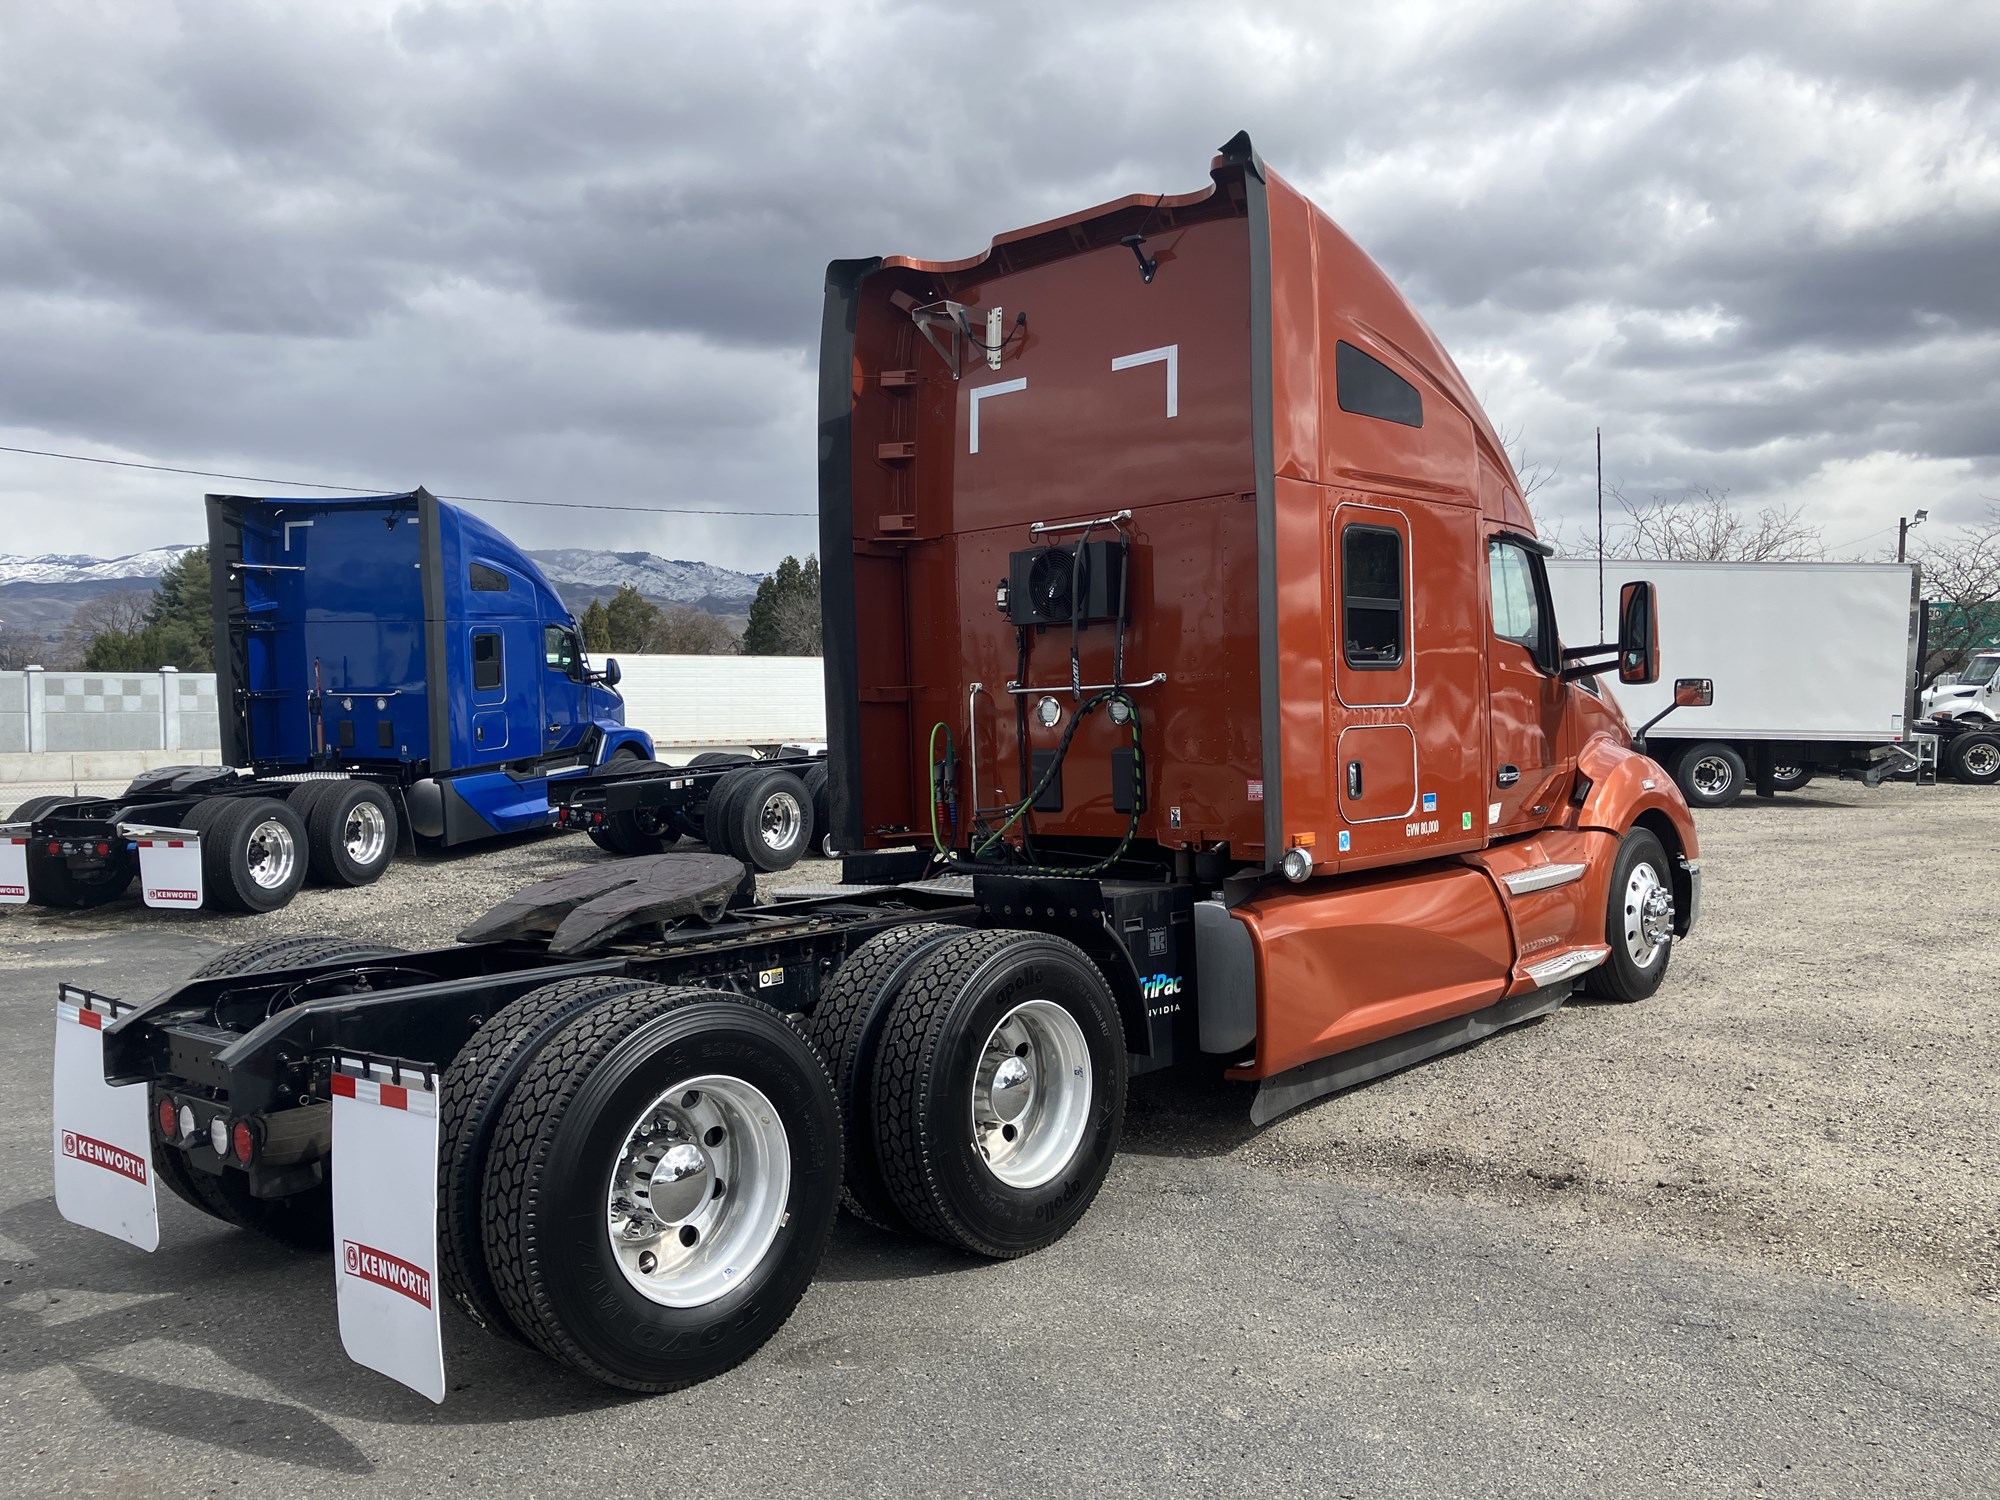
49;133;1699;1402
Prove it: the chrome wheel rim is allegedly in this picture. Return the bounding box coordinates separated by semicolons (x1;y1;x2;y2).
1623;861;1673;970
1963;743;2000;777
1690;756;1733;797
244;819;298;889
1773;763;1804;782
605;1074;791;1308
971;999;1091;1189
759;791;803;852
344;802;388;866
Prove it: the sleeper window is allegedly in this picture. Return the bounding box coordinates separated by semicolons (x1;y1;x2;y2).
472;631;502;691
1341;525;1405;669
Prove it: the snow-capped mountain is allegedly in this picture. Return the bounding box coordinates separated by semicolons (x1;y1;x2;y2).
0;545;197;586
0;545;765;639
525;550;762;613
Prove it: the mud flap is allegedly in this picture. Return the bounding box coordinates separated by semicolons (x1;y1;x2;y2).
331;1061;445;1404
122;824;203;910
52;996;159;1251
0;826;28;904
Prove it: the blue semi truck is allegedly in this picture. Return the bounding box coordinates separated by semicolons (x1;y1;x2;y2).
3;488;659;911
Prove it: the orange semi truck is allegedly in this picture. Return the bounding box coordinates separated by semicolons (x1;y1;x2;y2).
49;134;1699;1400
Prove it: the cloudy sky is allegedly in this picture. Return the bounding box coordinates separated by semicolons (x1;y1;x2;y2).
1;0;1995;573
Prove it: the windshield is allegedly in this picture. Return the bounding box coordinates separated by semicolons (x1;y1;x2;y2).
1962;655;2000;687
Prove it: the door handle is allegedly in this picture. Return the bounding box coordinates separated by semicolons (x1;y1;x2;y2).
1497;765;1520;787
1346;761;1363;798
547;723;562;735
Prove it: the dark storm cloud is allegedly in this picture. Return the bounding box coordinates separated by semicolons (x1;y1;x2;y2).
0;0;1995;569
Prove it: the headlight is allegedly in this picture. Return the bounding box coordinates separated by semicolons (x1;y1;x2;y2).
1280;846;1314;883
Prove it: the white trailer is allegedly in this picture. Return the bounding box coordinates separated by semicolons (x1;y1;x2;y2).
1546;560;1922;806
607;655;825;759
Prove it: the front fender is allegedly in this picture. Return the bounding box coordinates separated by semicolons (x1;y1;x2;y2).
1574;734;1701;935
597;726;656;763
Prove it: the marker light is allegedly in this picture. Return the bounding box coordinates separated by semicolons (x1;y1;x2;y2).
1280;847;1314;883
1107;697;1132;726
1036;696;1063;729
209;1117;229;1156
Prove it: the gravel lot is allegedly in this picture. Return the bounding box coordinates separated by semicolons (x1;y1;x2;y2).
1;779;1995;1494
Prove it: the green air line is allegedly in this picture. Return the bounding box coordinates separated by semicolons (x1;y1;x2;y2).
928;720;951;856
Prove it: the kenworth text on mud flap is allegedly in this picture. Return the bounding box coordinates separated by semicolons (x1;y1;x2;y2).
2;488;659;913
51;133;1702;1401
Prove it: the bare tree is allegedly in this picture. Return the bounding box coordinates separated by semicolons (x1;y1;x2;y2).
766;591;823;656
1581;484;1825;563
645;605;740;655
60;590;155;665
0;625;48;670
1908;502;2000;686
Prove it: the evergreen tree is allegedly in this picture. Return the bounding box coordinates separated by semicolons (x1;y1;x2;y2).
80;547;214;671
603;583;663;651
743;554;821;656
580;597;611;653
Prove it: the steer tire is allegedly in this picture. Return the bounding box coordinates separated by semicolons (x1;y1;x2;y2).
437;974;658;1341
191;796;309;913
871;928;1126;1260
729;769;815;873
802;923;965;1232
13;795;134;909
481;985;842;1392
296;780;399;886
1947;731;2000;786
1579;829;1675;1003
161;935;405;1248
1672;741;1746;809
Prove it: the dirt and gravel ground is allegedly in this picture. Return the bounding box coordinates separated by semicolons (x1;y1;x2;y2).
1137;778;2000;1312
1;778;1995;1495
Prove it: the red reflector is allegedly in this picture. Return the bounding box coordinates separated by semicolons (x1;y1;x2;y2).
158;1097;178;1138
231;1121;255;1163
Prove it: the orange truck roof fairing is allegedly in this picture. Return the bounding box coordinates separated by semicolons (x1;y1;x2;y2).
819;132;1537;872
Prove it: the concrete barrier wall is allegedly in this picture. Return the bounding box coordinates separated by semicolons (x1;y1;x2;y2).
0;668;220;756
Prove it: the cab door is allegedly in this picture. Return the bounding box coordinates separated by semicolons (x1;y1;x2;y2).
1486;535;1569;833
541;623;589;755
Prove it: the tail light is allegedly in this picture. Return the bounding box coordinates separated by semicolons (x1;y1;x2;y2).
231;1120;257;1164
157;1097;178;1138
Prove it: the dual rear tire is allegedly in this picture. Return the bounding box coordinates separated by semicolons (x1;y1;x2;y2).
808;926;1127;1259
439;978;842;1391
703;765;816;872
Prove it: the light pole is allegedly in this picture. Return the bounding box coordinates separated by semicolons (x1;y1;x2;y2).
1898;509;1929;562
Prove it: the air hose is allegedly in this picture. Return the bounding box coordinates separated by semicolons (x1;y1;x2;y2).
957;687;1146;878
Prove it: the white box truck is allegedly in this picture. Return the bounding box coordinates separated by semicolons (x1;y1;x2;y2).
1546;560;1925;806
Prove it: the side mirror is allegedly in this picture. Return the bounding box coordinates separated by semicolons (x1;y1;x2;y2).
597;658;621;688
1616;580;1659;685
1674;677;1713;707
